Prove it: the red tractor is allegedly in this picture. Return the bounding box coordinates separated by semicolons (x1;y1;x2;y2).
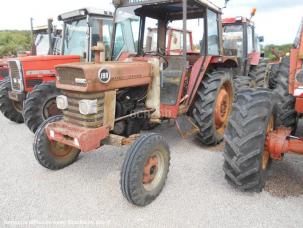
33;0;240;206
0;20;57;83
223;18;303;192
222;14;268;88
0;8;113;129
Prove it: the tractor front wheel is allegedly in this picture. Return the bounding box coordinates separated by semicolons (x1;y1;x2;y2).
0;79;24;123
223;89;275;192
24;81;62;133
33;115;80;170
193;70;234;146
120;133;170;206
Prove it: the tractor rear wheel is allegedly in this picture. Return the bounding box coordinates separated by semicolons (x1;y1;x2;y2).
250;59;269;88
268;63;280;89
0;79;24;123
193;70;234;146
272;57;297;131
223;89;275;192
120;133;170;206
34;115;80;170
23;81;62;133
234;76;255;94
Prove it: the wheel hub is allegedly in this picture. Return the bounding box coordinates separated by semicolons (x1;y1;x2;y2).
50;141;75;158
215;84;232;133
263;115;274;170
143;156;158;184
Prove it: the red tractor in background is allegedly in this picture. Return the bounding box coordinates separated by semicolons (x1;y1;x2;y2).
33;0;240;206
0;20;58;83
223;18;303;192
0;8;113;130
222;13;268;89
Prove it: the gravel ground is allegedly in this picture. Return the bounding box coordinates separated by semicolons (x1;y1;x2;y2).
1;114;303;228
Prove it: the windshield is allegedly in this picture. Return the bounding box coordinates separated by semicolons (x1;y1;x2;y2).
35;34;50;55
91;18;113;61
223;24;243;57
112;6;140;59
64;19;88;58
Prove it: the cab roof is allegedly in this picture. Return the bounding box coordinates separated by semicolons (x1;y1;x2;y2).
58;8;113;21
115;0;221;15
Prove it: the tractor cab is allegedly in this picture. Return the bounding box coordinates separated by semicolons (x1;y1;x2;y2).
59;8;113;62
222;16;264;75
110;0;237;117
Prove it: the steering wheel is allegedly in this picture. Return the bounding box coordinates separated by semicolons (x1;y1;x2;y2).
143;51;169;70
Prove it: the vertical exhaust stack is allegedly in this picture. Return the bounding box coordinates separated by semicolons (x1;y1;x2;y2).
30;18;37;56
47;18;54;55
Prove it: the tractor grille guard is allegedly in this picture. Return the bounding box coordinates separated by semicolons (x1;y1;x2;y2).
8;60;24;92
62;90;105;128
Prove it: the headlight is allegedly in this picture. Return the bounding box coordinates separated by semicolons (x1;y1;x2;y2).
79;99;97;115
56;95;68;110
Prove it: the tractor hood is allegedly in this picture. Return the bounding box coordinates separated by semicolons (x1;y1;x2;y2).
55;61;153;92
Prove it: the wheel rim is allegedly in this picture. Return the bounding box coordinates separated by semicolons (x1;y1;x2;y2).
143;150;165;192
50;141;77;158
214;82;233;135
43;98;61;119
263;115;274;170
12;101;23;113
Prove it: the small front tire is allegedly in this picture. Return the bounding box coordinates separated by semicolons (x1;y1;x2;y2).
120;133;170;206
33;115;80;170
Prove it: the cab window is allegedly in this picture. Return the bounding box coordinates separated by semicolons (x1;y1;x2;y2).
207;10;220;55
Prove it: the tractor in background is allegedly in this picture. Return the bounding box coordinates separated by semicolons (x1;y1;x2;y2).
33;0;239;206
0;19;59;83
0;8;113;131
222;12;268;90
223;18;303;192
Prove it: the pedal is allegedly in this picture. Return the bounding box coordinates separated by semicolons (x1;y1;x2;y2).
175;115;199;139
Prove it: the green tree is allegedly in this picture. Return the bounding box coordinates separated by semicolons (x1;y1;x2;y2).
0;31;31;57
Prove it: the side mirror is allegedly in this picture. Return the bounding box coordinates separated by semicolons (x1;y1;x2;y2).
258;36;264;43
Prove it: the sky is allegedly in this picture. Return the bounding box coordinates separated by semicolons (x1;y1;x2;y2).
0;0;302;45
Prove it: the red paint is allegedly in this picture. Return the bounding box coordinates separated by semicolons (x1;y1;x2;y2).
46;120;110;152
186;56;212;107
249;51;261;66
267;127;303;160
18;55;80;92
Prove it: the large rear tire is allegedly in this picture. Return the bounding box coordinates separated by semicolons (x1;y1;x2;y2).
33;115;80;170
223;89;275;192
272;57;297;131
0;79;24;123
268;63;280;89
192;70;234;146
120;133;170;206
24;81;62;133
250;59;269;88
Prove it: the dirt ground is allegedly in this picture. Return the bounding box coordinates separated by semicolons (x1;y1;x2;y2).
1;115;303;227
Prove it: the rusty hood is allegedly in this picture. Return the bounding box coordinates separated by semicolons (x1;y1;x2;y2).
55;61;153;92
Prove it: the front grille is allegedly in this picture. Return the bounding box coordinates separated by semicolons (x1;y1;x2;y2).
56;67;86;87
26;79;43;88
8;60;23;91
62;90;104;128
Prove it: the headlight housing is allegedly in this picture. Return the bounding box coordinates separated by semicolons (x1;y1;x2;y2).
79;99;97;115
295;69;303;83
56;95;68;110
